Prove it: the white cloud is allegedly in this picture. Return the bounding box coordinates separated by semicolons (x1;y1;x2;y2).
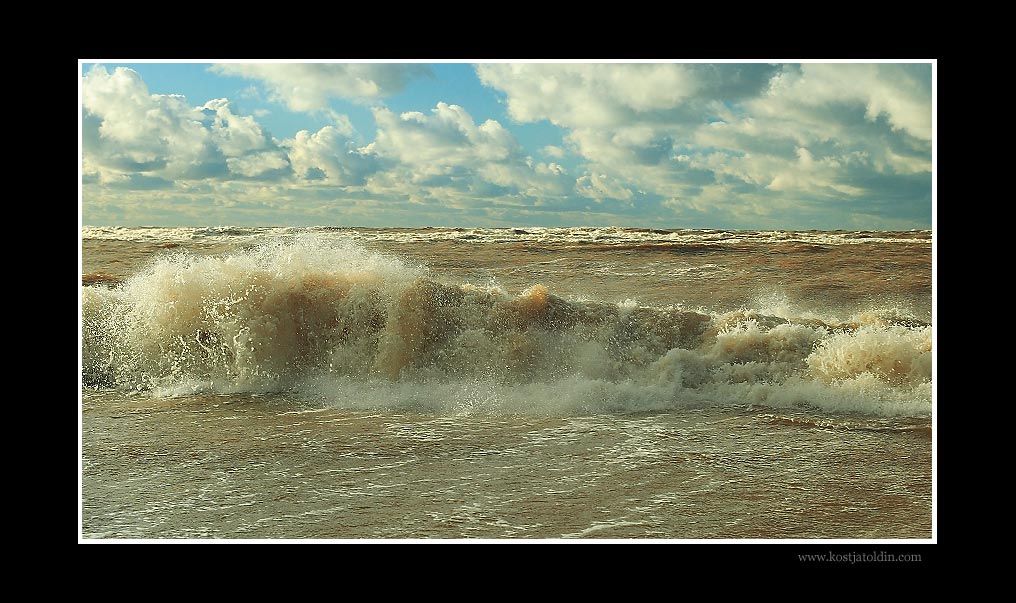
541;145;565;158
534;161;566;176
283;126;378;185
202;98;272;156
81;67;582;224
759;64;932;141
369;103;521;168
576;173;634;202
83;66;290;183
211;63;431;112
476;63;776;129
83;68;574;211
82;63;932;229
476;64;690;128
226;150;290;178
362;102;571;205
83;66;217;178
477;62;932;224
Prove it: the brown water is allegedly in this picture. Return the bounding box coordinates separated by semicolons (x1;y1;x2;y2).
80;227;933;539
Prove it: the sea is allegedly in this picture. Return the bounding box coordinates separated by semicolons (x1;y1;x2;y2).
79;226;934;540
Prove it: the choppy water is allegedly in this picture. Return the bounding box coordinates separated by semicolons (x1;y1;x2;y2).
80;227;934;539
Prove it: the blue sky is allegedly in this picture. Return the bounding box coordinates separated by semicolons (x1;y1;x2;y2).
80;61;934;229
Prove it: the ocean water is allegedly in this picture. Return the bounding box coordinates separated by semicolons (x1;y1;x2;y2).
79;227;934;539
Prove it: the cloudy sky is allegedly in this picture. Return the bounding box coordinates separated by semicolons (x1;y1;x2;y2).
80;61;934;229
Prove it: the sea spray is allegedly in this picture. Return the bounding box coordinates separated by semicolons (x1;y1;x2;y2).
82;237;933;416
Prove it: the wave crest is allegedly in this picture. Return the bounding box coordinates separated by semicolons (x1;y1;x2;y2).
81;238;933;416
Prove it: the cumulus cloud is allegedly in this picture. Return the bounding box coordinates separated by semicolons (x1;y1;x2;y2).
283;126;379;185
82;66;579;224
362;102;571;205
83;66;221;179
202;98;272;157
82;63;932;229
211;63;432;112
370;102;522;167
476;63;778;129
226;150;290;178
477;62;932;226
81;67;572;217
576;173;635;201
82;65;293;184
757;64;932;141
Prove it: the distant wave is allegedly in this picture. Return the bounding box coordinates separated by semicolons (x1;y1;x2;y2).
81;236;933;416
81;226;933;247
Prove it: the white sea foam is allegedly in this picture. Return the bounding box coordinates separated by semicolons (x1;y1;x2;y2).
82;236;933;416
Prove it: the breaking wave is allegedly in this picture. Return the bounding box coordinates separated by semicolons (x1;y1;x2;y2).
81;237;933;416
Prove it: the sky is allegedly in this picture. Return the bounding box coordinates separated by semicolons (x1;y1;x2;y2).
79;61;934;230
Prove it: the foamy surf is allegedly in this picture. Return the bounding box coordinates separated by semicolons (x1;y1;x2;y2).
81;225;932;247
81;237;932;416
